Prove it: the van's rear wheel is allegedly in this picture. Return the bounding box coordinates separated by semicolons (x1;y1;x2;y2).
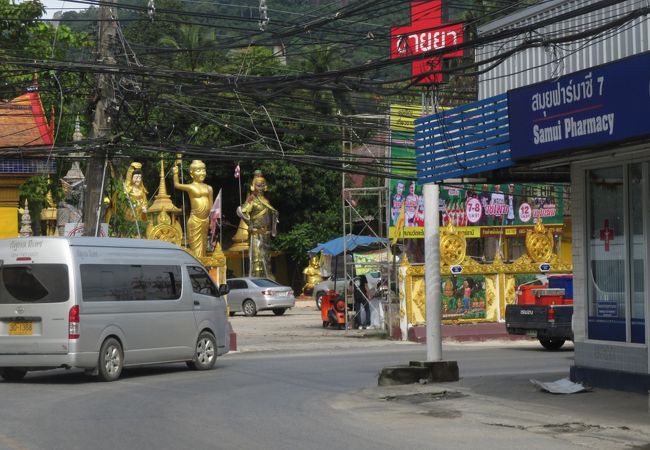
98;338;123;382
0;368;27;381
187;331;216;370
539;338;565;350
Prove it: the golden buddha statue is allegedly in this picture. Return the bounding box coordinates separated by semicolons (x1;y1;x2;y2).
302;255;323;295
173;157;213;259
124;162;149;221
237;170;278;278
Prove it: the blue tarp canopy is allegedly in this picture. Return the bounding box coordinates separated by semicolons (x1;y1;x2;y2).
309;234;388;256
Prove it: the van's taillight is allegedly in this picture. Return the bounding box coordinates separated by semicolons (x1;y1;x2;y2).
16;257;31;262
547;307;556;323
68;305;80;339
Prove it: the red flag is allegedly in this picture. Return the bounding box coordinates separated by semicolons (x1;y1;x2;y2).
209;189;222;250
234;164;240;179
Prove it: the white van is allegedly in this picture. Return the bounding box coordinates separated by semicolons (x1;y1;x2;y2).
0;237;230;381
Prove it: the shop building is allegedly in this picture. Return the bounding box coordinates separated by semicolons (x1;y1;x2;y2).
416;0;650;390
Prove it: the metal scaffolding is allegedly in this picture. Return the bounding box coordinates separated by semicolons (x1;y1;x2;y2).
340;115;395;332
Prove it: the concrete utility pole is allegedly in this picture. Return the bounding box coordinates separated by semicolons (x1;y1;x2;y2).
423;182;442;361
83;0;118;236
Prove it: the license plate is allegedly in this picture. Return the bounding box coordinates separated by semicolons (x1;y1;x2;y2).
8;322;32;336
525;330;537;337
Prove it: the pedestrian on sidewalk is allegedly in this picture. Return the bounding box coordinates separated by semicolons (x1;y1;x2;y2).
353;274;371;329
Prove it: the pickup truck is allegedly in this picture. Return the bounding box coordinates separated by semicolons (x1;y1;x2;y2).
505;275;573;350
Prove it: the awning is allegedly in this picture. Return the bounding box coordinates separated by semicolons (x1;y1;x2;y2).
309;234;388;256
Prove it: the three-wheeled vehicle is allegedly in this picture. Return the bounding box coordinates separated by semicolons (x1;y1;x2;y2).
321;290;347;329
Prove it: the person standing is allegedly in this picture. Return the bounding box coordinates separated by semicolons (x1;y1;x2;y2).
413;195;425;227
391;181;405;225
490;184;505;226
404;181;419;227
478;184;491;226
353;274;371;329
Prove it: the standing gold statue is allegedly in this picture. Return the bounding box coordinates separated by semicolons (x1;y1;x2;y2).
124;162;149;221
237;170;278;278
173;157;213;259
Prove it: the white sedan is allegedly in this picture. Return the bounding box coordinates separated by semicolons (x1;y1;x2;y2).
226;277;295;317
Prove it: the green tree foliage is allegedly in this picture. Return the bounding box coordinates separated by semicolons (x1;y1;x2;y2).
0;0;44;46
158;24;220;71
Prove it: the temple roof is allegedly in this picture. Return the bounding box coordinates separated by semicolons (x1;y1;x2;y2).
0;86;56;175
0;87;54;148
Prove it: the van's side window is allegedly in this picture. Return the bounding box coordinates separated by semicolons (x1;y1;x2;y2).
188;266;217;296
80;264;182;301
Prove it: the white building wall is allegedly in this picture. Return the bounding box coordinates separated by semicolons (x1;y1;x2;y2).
477;0;650;100
476;0;650;381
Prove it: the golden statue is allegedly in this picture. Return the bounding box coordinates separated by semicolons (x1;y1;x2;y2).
124;162;149;221
173;157;213;259
237;170;278;278
302;255;323;295
40;180;58;236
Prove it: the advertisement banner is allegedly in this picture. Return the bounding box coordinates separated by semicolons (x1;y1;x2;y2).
390;105;424;239
389;180;565;240
353;250;389;276
440;183;565;228
390;105;421;133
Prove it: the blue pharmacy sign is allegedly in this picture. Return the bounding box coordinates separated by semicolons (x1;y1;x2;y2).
508;51;650;160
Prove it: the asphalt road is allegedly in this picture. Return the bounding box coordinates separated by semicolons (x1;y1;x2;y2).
0;305;648;450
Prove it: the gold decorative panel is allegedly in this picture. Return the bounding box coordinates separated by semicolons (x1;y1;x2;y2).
400;219;572;326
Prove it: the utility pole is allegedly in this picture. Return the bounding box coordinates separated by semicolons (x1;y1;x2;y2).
83;0;118;236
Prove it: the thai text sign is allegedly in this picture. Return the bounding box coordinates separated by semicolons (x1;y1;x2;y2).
508;51;650;160
390;0;464;84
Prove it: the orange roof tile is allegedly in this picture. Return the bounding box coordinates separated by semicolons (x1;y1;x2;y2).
0;89;54;148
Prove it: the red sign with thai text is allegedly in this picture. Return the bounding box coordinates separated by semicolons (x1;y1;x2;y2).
390;1;464;84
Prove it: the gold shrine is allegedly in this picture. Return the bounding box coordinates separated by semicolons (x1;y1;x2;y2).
145;159;183;246
399;219;572;326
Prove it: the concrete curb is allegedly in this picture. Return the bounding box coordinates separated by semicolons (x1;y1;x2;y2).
378;360;459;386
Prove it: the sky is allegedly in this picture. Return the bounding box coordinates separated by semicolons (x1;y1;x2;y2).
41;0;85;19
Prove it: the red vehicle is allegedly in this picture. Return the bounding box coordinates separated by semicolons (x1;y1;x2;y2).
321;290;347;329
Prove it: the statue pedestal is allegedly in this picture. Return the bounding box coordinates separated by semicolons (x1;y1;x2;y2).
202;244;236;351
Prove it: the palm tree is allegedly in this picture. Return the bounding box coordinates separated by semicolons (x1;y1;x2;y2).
158;24;218;71
304;44;355;116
